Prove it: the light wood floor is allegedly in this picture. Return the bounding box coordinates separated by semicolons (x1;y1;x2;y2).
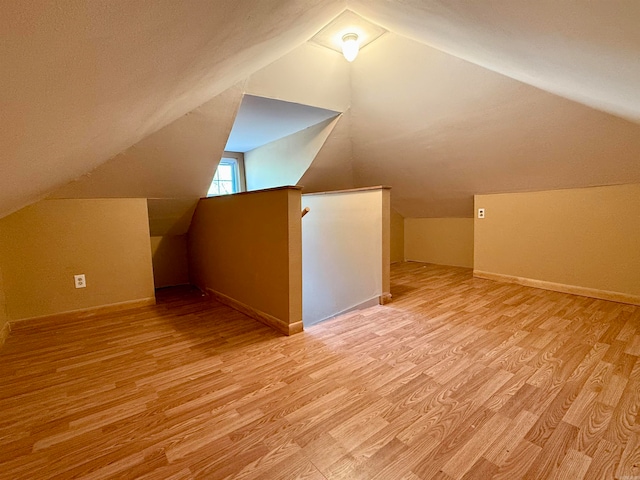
1;262;639;480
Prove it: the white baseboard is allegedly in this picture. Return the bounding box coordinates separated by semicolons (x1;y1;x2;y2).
206;288;302;336
10;297;157;324
473;270;640;306
305;295;382;327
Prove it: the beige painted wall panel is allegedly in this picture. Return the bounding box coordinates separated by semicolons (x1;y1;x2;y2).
245;116;340;191
286;189;303;325
405;218;474;268
301;188;389;325
391;209;405;263
474;184;640;297
0;264;8;334
188;187;302;326
150;235;190;289
147;198;199;237
0;199;155;320
381;189;391;296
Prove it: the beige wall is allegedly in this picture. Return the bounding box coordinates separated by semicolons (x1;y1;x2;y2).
188;187;302;334
474;184;640;302
391;209;405;263
150;235;190;288
405;218;474;268
382;190;391;298
0;265;6;321
245;116;340;191
147;198;199;237
0;199;155;321
0;264;8;343
301;188;390;325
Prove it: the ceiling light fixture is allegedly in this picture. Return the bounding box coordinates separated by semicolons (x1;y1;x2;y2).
341;33;359;62
309;11;386;62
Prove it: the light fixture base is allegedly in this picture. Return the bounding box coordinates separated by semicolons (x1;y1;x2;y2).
309;10;387;58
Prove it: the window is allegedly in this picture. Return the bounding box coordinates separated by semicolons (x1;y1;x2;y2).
207;152;246;196
208;159;237;196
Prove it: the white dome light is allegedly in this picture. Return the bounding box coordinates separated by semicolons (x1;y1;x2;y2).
341;33;359;62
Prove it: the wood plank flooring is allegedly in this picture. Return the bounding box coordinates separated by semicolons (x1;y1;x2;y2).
1;262;639;479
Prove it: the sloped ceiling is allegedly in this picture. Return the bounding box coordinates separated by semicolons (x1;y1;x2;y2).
351;0;640;124
2;1;639;220
349;34;640;217
52;84;243;199
299;109;355;193
0;0;344;218
245;116;342;191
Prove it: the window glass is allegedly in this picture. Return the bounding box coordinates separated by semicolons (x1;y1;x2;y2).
208;158;238;196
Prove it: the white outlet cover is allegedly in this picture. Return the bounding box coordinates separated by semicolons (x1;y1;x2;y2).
74;274;86;288
478;208;485;219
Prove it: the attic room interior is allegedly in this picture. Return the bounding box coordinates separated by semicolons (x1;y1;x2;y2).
1;1;639;479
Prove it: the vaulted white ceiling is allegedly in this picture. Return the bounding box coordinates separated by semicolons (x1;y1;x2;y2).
2;1;639;219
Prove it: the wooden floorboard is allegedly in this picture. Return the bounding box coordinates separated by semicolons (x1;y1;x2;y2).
0;263;639;479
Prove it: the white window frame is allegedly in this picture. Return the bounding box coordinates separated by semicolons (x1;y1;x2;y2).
207;151;246;196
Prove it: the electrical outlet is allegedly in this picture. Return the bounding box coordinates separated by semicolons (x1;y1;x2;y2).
478;208;485;219
74;274;86;289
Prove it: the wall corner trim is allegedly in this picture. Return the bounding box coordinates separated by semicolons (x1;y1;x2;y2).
9;297;157;325
205;288;303;336
473;270;640;306
379;293;393;305
0;321;10;350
